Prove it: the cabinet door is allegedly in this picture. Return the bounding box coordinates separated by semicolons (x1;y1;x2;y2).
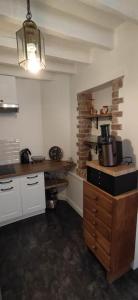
0;75;17;104
20;173;46;215
0;177;22;222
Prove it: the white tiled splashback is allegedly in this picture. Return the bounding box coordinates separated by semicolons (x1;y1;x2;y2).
0;139;20;165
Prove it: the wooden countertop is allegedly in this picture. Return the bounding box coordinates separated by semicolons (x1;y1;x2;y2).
0;160;75;180
86;160;136;177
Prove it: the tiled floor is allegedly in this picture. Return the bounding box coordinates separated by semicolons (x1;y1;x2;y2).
0;201;138;300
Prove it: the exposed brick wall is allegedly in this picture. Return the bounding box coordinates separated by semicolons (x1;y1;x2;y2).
76;94;92;178
111;77;124;136
76;77;124;178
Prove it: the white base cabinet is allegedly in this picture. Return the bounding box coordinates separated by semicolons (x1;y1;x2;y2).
20;173;46;215
0;177;22;222
0;172;46;226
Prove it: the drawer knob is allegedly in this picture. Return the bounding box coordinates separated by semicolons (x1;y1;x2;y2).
92;245;96;250
92;233;96;237
92;221;96;225
92;208;97;213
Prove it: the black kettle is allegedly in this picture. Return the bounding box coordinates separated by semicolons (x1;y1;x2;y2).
20;148;31;164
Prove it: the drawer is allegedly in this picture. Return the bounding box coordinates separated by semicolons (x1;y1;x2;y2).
95;218;112;242
96;230;111;255
96;193;112;214
97;207;112;228
84;181;98;202
84;182;113;214
95;242;110;271
84;220;96;239
0;177;17;192
20;173;43;187
84;220;111;255
84;208;96;226
84;207;112;235
84;229;110;271
84;229;96;253
84;195;97;212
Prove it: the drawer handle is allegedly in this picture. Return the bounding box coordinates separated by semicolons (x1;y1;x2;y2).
1;187;14;192
92;208;97;213
0;180;13;184
27;182;39;186
27;175;38;179
92;245;96;250
92;233;96;238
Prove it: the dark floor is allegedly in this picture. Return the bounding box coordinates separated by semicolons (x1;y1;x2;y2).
0;202;138;300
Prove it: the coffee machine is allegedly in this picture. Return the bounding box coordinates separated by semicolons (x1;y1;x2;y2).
98;124;122;167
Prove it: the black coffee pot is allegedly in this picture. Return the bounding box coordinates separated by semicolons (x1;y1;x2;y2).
20;148;31;164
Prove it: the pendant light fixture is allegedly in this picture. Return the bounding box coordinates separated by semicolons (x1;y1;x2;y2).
16;0;46;73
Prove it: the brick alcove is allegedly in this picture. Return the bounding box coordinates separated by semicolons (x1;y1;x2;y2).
76;76;124;178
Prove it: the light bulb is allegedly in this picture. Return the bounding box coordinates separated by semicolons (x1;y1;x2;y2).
27;43;41;74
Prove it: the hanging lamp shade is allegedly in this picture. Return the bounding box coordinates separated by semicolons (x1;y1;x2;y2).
16;0;46;73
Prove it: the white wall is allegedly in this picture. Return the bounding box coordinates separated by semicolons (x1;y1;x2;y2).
69;21;138;268
0;78;44;155
71;22;138;165
92;86;112;160
41;74;71;160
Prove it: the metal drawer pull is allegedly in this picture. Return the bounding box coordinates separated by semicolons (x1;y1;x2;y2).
27;182;39;186
27;175;38;179
1;187;14;192
0;180;13;184
92;208;97;213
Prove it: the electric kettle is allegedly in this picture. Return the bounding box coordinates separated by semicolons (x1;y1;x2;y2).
20;148;31;164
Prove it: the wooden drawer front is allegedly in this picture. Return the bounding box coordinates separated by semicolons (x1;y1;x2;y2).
84;208;96;226
96;218;112;242
84;207;112;238
84;195;97;212
84;220;111;255
97;207;112;228
95;242;110;271
84;182;98;201
84;229;96;253
84;229;110;271
97;193;112;214
84;220;96;239
96;231;111;255
84;182;113;215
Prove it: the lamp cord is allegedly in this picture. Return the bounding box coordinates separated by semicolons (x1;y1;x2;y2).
26;0;32;20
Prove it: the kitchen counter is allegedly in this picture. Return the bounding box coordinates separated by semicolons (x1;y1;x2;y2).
0;160;75;180
86;160;136;177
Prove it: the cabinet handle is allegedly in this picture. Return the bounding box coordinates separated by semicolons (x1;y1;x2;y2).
92;245;96;250
27;175;38;179
1;186;14;192
92;208;97;213
27;182;39;186
0;180;13;184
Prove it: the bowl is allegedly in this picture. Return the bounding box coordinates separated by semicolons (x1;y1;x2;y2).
31;156;45;163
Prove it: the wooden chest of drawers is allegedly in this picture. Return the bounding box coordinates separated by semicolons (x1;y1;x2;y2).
83;181;138;282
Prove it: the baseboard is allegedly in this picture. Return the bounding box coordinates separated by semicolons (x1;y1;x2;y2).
66;197;83;217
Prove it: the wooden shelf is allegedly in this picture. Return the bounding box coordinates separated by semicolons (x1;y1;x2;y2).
77;113;112;119
45;178;68;190
77;113;112;129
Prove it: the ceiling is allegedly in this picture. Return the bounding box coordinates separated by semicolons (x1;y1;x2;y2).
0;0;137;80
